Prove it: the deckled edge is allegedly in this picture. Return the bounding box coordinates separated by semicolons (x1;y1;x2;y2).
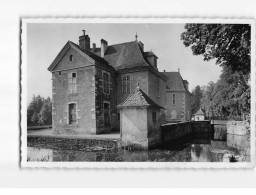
20;17;256;169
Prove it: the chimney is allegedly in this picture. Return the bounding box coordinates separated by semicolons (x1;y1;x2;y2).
79;30;90;52
101;39;108;58
92;43;96;52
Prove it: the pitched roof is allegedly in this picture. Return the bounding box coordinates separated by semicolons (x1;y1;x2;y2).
48;38;166;82
103;41;150;70
94;41;167;81
195;108;204;115
71;42;109;65
117;86;164;109
48;41;110;72
162;72;188;92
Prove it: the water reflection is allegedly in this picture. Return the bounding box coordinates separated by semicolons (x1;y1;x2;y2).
27;126;250;162
213;125;227;140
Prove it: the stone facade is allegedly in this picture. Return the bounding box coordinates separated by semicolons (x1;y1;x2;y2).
95;66;117;134
162;71;192;122
117;70;166;108
227;121;250;135
165;91;191;122
52;66;96;134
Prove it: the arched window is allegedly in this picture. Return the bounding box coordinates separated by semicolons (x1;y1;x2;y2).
69;54;73;62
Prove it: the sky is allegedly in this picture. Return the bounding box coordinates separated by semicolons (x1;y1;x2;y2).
27;23;222;103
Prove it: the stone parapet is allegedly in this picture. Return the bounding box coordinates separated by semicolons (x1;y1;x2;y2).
161;120;212;145
227;121;250;135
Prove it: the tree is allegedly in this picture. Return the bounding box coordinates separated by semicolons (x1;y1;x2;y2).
27;95;52;126
27;95;44;126
214;66;250;117
201;81;216;117
181;24;251;75
181;24;251;119
191;85;203;114
38;97;52;125
200;66;250;119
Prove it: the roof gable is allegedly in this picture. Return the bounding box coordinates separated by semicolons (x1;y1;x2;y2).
117;86;164;109
48;41;96;72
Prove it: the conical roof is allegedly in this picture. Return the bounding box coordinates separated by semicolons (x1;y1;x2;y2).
195;108;204;115
117;86;164;109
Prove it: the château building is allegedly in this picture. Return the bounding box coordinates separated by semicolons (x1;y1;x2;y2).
48;31;191;135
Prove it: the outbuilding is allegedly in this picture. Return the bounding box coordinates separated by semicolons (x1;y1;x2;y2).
194;108;205;121
117;85;165;149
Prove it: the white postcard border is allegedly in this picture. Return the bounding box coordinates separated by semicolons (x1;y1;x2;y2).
21;17;256;168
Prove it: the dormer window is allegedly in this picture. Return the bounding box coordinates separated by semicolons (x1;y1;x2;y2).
144;51;158;69
69;55;73;62
154;58;157;68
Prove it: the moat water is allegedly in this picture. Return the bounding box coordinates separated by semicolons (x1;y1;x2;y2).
27;126;250;162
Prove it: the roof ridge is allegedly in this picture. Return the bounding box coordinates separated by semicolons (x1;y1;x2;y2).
108;40;136;47
162;71;179;73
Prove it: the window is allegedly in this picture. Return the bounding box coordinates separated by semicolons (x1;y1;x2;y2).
156;79;160;97
152;111;156;123
172;93;176;105
103;72;110;94
68;72;77;94
69;55;73;62
122;75;131;95
68;103;76;124
58;71;61;76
